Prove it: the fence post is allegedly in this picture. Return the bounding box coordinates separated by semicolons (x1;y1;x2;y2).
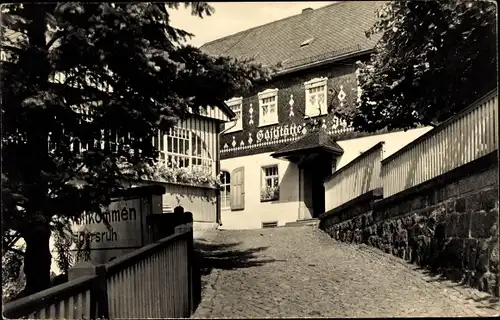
185;211;195;315
94;265;109;320
68;262;109;320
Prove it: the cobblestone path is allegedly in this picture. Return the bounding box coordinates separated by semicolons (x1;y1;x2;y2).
192;227;499;318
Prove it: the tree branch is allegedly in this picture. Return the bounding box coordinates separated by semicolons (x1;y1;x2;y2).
46;32;63;50
7;246;25;257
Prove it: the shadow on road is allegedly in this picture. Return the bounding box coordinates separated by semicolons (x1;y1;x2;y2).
191;238;277;313
194;238;276;276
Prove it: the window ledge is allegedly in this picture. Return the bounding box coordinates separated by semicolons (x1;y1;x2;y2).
221;207;231;211
260;198;279;203
258;121;279;128
303;113;326;119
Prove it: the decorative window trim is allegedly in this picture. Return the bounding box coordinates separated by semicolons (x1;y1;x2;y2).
260;164;280;202
225;97;243;132
258;88;279;127
304;77;328;118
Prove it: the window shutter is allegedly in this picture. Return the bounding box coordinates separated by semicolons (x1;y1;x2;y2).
230;167;245;211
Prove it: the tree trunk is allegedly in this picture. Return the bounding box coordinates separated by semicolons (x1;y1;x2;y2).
22;219;52;295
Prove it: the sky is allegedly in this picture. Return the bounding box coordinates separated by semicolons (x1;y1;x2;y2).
169;1;335;47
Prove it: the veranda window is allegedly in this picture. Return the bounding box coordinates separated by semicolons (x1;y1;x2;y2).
153;127;213;173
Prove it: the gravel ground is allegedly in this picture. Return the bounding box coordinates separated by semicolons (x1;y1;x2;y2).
191;226;499;318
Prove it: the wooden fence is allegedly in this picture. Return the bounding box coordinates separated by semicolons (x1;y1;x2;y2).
322;90;498;211
381;91;498;197
324;142;384;212
3;226;197;319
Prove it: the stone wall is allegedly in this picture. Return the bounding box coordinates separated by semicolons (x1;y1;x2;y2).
319;152;499;296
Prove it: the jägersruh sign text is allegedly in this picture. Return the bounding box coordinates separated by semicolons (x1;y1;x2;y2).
72;198;144;250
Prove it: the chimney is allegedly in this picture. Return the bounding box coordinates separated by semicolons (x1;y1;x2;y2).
302;8;313;13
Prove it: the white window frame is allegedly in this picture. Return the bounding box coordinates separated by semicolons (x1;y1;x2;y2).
258;88;279;127
153;127;213;174
304;77;328;117
261;164;280;202
220;171;231;210
225;97;243;132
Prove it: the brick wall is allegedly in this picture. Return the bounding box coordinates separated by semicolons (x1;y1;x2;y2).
319;152;499;296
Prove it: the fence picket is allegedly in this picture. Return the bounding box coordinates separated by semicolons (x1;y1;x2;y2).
381;92;498;197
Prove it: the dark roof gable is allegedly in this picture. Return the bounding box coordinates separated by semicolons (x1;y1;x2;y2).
271;128;344;159
200;1;387;71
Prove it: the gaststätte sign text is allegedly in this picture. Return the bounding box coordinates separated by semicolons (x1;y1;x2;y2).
255;117;350;144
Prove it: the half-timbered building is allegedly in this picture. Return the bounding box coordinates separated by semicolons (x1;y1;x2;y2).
200;1;432;229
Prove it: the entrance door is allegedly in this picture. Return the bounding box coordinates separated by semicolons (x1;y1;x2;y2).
303;156;332;218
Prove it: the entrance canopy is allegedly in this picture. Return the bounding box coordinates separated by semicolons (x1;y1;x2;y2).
271;128;344;165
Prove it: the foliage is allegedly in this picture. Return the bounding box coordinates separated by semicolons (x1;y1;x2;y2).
2;246;26;303
342;0;497;132
152;165;221;188
1;2;270;294
260;186;280;202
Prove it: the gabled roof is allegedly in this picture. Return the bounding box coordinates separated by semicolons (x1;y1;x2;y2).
200;1;387;72
271;128;344;159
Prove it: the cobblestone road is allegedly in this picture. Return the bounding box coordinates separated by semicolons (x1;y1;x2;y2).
192;227;499;318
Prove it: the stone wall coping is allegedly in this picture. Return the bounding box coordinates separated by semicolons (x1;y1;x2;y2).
319;187;383;220
374;151;498;212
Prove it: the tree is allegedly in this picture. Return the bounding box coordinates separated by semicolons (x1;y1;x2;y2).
344;0;497;132
1;2;270;296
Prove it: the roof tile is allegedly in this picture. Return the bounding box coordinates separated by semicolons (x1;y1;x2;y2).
200;1;387;70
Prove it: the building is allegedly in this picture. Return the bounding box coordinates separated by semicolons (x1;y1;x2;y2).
200;1;432;229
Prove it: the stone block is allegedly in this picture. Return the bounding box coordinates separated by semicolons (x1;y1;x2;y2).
457;212;471;238
458;176;473;195
385;205;396;219
463;238;478;271
454;198;466;213
471;210;498;239
445;182;459;199
398;200;410;215
445;213;459;238
427;190;437;205
478;272;496;295
476;168;499;189
476;239;490;273
421;206;436;217
445;200;455;213
488;237;499;267
464;192;481;212
411;196;423;210
442;238;465;269
480;188;499;212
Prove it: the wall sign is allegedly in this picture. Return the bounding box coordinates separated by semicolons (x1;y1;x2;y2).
72;198;144;249
256;123;304;143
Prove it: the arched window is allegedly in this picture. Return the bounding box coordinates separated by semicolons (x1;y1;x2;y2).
220;171;231;209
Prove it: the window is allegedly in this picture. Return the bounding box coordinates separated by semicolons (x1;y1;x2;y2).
304;77;328;117
258;89;279;126
153;127;213;173
261;165;279;202
220;171;231;209
225;97;243;131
